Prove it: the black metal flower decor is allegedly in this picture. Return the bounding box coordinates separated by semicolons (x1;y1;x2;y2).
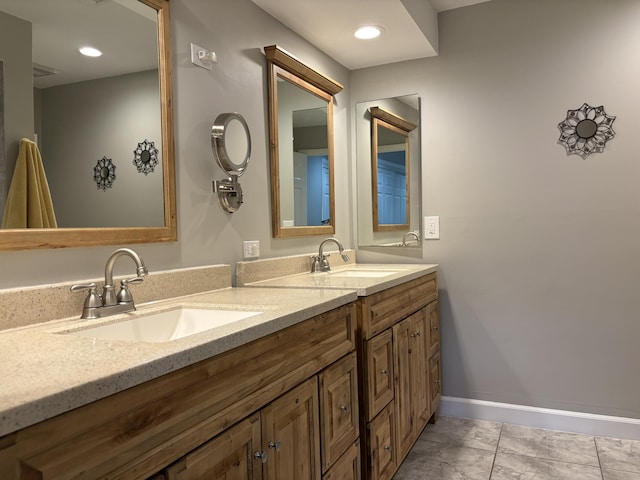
558;103;616;159
133;139;159;175
94;156;116;190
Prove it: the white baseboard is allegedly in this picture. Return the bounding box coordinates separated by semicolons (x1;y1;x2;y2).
440;396;640;440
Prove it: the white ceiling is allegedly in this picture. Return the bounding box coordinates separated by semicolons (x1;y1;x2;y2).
251;0;492;70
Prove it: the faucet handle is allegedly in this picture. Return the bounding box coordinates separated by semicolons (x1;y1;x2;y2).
117;277;144;304
70;283;103;319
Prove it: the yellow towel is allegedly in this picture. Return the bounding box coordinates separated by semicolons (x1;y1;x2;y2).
1;138;58;229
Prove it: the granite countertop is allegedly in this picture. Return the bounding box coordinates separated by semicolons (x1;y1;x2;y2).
245;263;439;296
0;286;357;437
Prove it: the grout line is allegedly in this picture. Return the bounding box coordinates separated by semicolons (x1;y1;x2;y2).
594;437;605;480
488;422;504;479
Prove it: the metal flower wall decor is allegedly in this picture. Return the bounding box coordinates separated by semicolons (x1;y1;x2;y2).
94;156;116;190
557;103;616;159
133;139;159;175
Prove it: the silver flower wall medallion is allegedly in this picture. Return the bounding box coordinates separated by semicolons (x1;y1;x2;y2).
133;139;159;175
94;156;116;190
558;103;616;159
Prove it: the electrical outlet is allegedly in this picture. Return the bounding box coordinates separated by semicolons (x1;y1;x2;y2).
243;240;260;259
424;216;440;240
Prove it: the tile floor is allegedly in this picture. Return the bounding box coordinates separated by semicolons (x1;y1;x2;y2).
393;416;640;480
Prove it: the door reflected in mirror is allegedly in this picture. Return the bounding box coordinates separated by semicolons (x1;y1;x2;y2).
265;45;343;238
356;96;421;250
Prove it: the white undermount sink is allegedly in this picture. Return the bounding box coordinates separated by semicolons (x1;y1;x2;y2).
66;307;263;343
326;269;401;278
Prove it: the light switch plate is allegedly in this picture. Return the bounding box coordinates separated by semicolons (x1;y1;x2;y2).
424;216;440;239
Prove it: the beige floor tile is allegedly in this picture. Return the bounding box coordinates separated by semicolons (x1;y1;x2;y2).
393;439;495;480
602;469;640;480
421;415;502;451
597;437;640;474
491;451;603;480
498;423;599;466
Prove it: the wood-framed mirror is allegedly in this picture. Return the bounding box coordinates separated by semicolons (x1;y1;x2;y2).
370;106;417;232
0;0;176;251
264;45;342;238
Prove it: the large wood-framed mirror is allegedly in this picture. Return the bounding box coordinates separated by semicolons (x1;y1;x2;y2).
370;106;417;232
264;45;342;238
0;0;176;251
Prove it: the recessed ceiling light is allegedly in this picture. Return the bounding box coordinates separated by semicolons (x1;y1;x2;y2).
79;46;102;57
354;26;382;40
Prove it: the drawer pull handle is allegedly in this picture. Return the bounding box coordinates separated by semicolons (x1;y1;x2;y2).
254;451;268;463
384;445;392;451
268;441;281;452
381;369;389;375
410;331;420;338
339;404;351;413
434;379;440;384
432;326;439;331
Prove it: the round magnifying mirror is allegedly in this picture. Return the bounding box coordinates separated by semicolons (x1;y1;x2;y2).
211;113;251;176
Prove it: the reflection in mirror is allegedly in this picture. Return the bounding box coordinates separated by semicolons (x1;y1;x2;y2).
265;45;343;238
0;61;4;209
370;107;416;232
0;0;176;250
356;95;421;249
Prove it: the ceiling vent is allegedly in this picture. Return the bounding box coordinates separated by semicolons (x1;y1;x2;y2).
33;63;62;78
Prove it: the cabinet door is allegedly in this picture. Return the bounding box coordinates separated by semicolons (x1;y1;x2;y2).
366;401;396;480
319;352;359;472
163;414;262;480
429;351;442;413
392;318;413;462
322;439;360;480
365;329;394;420
427;300;440;359
262;377;321;480
411;308;430;431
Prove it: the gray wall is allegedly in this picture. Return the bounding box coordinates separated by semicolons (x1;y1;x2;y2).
0;0;351;289
353;0;640;419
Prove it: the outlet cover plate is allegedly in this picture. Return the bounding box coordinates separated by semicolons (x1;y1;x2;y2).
424;216;440;240
243;240;260;259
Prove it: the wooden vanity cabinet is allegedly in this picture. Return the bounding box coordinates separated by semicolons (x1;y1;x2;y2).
1;303;360;480
357;272;440;480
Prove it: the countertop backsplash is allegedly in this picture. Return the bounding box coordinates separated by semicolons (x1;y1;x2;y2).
0;264;231;331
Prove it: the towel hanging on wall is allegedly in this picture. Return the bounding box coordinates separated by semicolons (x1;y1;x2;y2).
1;138;58;228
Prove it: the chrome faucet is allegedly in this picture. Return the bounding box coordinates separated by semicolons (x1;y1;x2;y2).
311;237;350;273
71;247;148;319
401;231;420;246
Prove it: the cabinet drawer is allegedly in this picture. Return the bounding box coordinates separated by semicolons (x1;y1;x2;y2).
429;351;442;412
319;352;359;473
427;300;440;358
364;330;394;421
322;439;360;480
366;401;396;480
163;414;261;479
360;273;437;339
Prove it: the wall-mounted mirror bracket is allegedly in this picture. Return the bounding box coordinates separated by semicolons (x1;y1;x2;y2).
213;175;243;213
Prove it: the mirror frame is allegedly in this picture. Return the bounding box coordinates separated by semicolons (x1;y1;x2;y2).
370;106;416;232
0;0;176;251
264;45;343;238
